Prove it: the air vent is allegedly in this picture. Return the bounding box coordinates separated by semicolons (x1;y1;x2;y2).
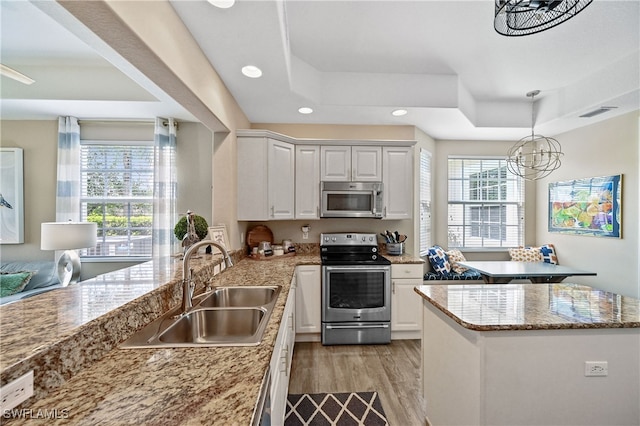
579;106;618;118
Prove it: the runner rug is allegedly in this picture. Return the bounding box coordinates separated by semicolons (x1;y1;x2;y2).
284;391;388;426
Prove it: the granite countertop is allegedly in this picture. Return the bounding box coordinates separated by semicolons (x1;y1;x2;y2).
0;247;419;425
0;253;318;425
381;252;424;264
415;283;640;332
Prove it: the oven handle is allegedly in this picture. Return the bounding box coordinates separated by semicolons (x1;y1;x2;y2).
325;324;390;329
323;265;391;272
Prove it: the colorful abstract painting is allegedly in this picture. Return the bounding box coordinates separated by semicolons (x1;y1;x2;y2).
548;174;621;238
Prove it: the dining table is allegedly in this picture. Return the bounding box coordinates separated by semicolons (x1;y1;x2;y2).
456;260;597;284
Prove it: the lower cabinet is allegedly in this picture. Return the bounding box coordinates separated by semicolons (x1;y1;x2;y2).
391;264;423;339
295;265;321;339
270;282;296;425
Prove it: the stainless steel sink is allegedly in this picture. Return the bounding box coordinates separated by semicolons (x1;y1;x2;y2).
120;285;281;348
197;286;278;308
158;308;266;344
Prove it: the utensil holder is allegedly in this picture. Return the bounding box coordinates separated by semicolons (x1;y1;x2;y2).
386;242;404;255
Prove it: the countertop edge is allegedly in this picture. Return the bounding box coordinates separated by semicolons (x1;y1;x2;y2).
414;285;640;332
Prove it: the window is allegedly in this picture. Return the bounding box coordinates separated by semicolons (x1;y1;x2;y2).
448;157;524;249
80;141;154;257
419;149;432;255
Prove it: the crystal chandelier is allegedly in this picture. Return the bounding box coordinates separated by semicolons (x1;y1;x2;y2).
506;90;563;181
494;0;593;37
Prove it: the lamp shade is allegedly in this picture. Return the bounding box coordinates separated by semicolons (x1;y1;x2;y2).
41;222;97;251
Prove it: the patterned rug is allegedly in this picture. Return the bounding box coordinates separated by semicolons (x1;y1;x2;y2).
284;391;388;426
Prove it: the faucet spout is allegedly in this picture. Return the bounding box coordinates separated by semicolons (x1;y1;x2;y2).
181;239;234;313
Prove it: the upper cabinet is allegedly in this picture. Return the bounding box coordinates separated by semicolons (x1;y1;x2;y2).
237;136;295;221
237;130;415;221
383;146;413;220
295;145;320;219
320;146;382;182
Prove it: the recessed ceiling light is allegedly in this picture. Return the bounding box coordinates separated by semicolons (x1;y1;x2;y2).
241;65;262;78
298;107;313;114
392;109;407;117
207;0;235;8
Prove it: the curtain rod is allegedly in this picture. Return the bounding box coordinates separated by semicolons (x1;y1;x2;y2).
77;119;155;125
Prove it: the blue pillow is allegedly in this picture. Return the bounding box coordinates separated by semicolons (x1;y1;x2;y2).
427;245;451;275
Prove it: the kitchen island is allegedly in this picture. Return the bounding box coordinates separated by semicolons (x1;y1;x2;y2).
0;253;318;425
415;283;640;426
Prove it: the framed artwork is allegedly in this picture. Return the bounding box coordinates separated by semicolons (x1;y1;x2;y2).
548;174;621;238
208;225;229;254
0;148;24;244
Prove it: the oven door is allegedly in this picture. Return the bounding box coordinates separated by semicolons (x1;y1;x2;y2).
322;264;391;323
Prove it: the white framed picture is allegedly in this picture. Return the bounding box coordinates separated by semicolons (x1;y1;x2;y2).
208;225;229;254
0;148;24;244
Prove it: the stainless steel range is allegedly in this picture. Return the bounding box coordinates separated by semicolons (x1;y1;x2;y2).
320;233;391;345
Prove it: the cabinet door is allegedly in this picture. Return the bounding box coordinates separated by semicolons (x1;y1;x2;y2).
383;146;413;219
295;145;320;219
268;139;295;219
237;137;269;220
391;278;423;332
295;265;321;334
352;146;382;181
271;286;296;426
320;146;351;181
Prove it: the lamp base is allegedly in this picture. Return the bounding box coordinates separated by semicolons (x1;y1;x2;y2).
56;250;82;286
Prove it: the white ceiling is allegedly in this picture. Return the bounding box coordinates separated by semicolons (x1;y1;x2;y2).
1;0;639;141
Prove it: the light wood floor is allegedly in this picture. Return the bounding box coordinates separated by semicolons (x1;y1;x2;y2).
288;339;427;425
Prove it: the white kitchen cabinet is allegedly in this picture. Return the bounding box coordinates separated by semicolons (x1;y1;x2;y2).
382;146;413;219
270;281;296;426
237;137;295;220
295;265;321;336
295;145;320;219
320;145;382;182
391;264;423;338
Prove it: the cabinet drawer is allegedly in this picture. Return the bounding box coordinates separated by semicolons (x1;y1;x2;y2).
391;263;424;279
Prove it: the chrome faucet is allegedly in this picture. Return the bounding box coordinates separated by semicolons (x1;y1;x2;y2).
181;239;234;313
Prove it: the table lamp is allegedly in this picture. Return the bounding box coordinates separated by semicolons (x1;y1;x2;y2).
41;221;97;286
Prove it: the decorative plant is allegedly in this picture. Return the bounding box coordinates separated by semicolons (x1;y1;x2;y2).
174;214;209;241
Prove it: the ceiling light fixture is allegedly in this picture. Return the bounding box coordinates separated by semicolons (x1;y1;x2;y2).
241;65;262;78
0;64;35;85
298;107;313;114
506;90;563;181
391;109;407;117
207;0;235;9
494;0;593;36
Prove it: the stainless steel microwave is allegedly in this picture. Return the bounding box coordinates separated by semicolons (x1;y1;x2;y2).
320;181;383;218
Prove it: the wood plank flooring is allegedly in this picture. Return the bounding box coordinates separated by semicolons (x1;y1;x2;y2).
288;339;427;425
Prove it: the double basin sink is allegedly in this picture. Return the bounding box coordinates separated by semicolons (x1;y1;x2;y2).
121;285;281;348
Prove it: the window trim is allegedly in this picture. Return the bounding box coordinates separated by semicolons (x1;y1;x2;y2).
79;140;155;259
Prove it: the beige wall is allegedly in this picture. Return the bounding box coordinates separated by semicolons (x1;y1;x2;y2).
0;121;58;263
535;111;639;297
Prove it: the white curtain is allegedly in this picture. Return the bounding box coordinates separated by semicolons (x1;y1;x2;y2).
152;118;178;257
56;117;81;222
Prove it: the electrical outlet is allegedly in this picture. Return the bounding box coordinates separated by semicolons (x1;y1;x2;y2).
585;361;608;377
0;371;34;411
